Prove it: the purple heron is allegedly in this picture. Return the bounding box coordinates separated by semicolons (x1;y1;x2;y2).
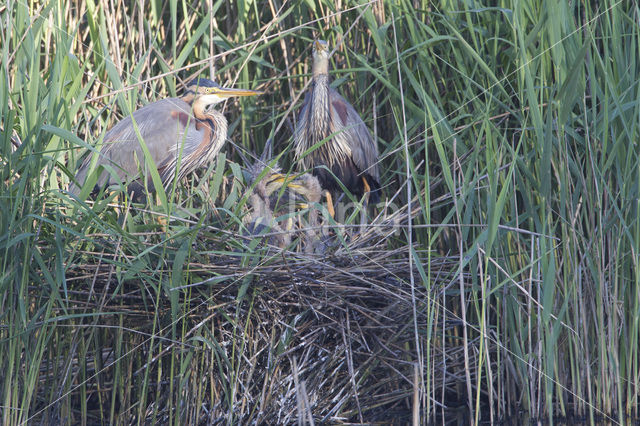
71;78;261;196
293;40;381;217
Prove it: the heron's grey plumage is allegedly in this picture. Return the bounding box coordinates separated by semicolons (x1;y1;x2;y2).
245;173;292;249
70;78;260;196
294;40;380;203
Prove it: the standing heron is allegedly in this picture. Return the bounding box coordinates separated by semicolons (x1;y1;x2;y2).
294;39;381;217
70;78;261;196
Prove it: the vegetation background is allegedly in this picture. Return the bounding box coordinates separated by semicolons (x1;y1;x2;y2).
1;0;639;424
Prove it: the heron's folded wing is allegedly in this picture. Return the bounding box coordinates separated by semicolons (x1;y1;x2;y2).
328;89;379;181
72;98;204;191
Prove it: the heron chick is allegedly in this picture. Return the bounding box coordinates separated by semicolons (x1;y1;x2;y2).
244;159;323;252
71;78;261;197
294;39;381;217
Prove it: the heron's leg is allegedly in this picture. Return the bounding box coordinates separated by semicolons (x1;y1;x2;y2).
362;176;371;195
220;175;229;201
360;177;371;225
324;190;335;219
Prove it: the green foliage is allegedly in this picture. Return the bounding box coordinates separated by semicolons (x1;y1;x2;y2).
1;0;639;424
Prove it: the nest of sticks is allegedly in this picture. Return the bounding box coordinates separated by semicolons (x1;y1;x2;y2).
47;162;488;424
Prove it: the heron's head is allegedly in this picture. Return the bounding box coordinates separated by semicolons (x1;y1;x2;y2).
184;78;262;107
312;40;330;76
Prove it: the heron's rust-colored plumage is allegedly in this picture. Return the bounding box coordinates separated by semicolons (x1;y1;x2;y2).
70;78;261;196
294;40;381;205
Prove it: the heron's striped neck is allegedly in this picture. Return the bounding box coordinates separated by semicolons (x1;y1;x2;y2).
206;110;228;162
165;109;228;185
309;74;330;144
195;110;228;171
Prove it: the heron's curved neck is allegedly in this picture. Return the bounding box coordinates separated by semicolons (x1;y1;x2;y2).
174;108;226;182
180;92;195;104
191;97;212;121
192;99;228;153
202;109;228;157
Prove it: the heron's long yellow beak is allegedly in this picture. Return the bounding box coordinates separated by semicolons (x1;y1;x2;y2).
266;174;305;190
314;40;328;51
216;87;263;98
